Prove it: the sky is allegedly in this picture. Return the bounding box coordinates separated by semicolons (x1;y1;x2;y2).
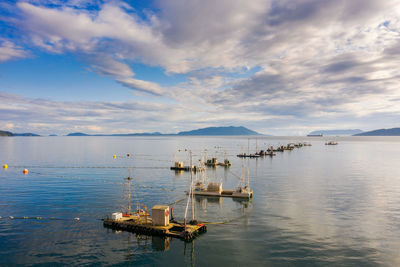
0;0;400;135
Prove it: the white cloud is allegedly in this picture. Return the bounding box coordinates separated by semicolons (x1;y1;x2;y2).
0;40;28;62
116;77;164;95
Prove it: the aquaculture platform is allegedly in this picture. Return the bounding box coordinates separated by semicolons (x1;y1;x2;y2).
103;216;206;241
192;182;253;199
237;153;260;158
193;189;253;198
170;166;204;172
170;166;191;171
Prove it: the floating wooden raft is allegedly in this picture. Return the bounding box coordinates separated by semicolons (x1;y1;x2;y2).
192;182;253;199
170;161;203;172
170;166;191;171
103;218;206;241
104;205;206;242
236;153;260;158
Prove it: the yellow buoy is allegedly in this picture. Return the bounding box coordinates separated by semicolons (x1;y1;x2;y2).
113;155;117;159
3;164;8;169
23;169;29;174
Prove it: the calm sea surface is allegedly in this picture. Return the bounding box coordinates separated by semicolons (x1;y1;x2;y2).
1;136;400;266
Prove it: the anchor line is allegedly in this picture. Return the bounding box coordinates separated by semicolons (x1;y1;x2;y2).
0;216;80;221
8;165;169;169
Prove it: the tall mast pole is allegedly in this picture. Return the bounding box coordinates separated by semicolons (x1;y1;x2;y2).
190;150;194;221
256;138;258;153
128;168;132;215
184;150;194;228
128;178;131;214
247;161;250;187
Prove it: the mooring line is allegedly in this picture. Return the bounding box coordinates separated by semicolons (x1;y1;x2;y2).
0;216;80;221
9;165;169;169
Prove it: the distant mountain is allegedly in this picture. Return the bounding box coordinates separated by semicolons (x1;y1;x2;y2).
13;133;40;136
308;129;363;136
354;128;400;136
66;132;162;136
111;132;162;136
65;126;261;136
178;126;261;136
67;132;90;136
0;130;40;136
0;130;13;136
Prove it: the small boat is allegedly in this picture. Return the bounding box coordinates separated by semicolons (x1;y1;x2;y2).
286;143;295;150
170;161;204;172
294;143;303;148
269;145;284;152
325;141;338;145
257;147;276;156
237;153;260;158
205;157;218;167
170;161;191;171
217;159;232;167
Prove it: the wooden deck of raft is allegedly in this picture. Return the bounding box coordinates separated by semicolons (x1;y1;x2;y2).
103;217;207;241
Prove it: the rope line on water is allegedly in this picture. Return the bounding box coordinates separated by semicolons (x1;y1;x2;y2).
168;197;187;206
0;216;80;221
202;211;250;225
8;165;169;169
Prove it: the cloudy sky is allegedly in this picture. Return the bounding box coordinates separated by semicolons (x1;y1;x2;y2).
0;0;399;135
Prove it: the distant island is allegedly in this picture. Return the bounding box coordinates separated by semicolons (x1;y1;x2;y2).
67;126;261;136
13;133;40;136
308;129;363;136
178;126;260;136
0;130;40;136
0;130;13;136
2;126;261;137
67;132;90;136
67;132;163;136
354;128;400;136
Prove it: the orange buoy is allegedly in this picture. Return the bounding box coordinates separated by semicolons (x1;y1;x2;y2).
23;169;29;174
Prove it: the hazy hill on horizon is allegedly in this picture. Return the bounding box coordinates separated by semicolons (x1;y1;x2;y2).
0;130;13;136
0;130;40;136
177;126;261;136
309;129;363;136
354;127;400;136
1;126;261;137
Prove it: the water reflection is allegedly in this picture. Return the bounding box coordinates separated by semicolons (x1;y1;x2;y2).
152;236;170;251
195;195;223;208
2;136;400;265
184;240;195;267
173;170;184;176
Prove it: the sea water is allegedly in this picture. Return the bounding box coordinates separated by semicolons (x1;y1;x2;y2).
0;136;400;266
